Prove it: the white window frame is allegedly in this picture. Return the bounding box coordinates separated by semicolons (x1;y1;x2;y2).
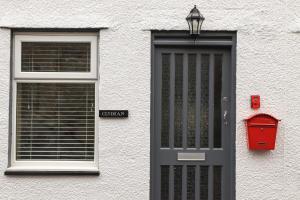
7;32;99;173
14;33;98;79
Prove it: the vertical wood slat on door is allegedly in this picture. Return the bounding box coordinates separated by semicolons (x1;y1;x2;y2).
221;52;230;199
222;164;230;200
221;52;229;149
208;54;215;149
221;53;225;149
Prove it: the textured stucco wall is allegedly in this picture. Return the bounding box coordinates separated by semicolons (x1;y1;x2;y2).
0;0;299;199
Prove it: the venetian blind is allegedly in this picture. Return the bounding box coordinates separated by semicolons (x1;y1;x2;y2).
21;42;91;72
16;83;95;160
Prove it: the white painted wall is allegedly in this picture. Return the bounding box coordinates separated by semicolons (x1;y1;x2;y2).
0;0;299;199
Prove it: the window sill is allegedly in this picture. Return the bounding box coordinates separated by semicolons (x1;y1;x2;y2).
5;167;99;176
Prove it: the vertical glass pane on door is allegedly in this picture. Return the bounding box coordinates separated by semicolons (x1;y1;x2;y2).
213;166;222;200
200;166;209;200
161;165;169;200
174;54;183;148
188;54;196;148
214;55;223;148
187;165;196;200
200;55;209;148
161;54;170;147
174;165;183;200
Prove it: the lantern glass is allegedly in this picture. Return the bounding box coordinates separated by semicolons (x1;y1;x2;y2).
187;19;192;34
192;19;199;34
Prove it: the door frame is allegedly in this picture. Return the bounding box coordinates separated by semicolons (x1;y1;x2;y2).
150;30;237;200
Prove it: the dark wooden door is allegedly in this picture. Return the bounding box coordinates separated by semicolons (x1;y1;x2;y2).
151;45;234;200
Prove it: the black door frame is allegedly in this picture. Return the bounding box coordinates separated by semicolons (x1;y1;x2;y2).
150;30;237;200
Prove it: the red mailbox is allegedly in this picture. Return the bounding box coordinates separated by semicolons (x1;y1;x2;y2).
245;113;280;150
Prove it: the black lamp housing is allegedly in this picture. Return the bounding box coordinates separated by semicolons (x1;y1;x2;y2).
186;5;205;36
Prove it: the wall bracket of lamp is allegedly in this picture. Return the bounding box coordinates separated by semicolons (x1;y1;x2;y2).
186;5;205;37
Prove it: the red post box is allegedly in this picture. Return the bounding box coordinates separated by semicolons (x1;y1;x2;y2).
244;113;280;150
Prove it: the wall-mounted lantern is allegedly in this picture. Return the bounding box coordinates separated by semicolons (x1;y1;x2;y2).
186;5;205;36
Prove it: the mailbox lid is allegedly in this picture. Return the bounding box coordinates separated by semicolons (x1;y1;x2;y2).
245;113;279;127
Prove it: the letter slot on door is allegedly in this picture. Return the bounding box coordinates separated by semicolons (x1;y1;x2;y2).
177;152;206;161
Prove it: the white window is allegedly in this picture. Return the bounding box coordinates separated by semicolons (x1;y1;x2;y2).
7;32;99;173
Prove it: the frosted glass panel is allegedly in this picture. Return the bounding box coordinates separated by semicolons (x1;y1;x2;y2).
214;166;222;200
174;165;183;200
161;165;169;199
174;54;183;148
200;166;209;200
187;54;196;148
200;55;209;148
187;165;196;200
161;54;170;147
214;55;223;148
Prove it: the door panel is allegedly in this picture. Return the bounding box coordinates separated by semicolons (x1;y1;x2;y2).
152;47;232;200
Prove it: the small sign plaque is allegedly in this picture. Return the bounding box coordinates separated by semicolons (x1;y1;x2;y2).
99;110;128;118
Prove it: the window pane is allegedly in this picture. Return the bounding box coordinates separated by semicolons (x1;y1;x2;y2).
21;42;90;72
16;83;95;160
